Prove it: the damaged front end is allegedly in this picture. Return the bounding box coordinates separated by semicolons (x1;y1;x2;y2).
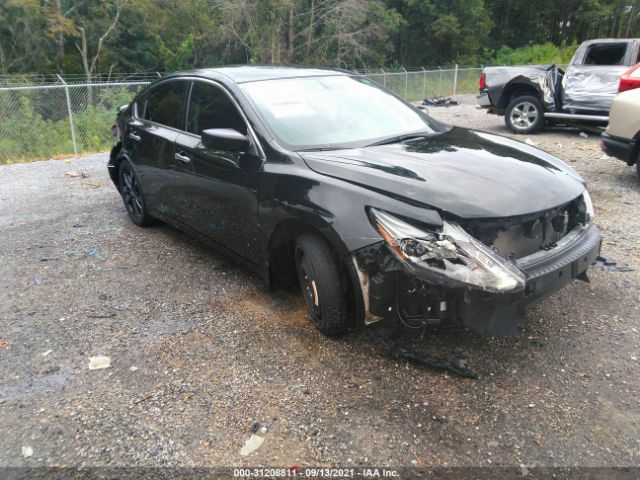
352;193;601;336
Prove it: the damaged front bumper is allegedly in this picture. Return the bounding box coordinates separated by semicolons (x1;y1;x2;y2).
353;224;602;336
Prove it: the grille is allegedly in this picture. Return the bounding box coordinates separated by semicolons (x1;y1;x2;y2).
491;220;569;259
466;198;583;261
492;224;543;259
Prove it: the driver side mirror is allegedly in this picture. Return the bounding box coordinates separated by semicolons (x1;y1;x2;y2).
202;128;249;152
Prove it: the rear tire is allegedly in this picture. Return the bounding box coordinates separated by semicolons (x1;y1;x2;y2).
295;233;350;337
505;95;545;134
118;159;156;227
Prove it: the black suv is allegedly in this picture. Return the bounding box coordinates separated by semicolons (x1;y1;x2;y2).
109;66;601;337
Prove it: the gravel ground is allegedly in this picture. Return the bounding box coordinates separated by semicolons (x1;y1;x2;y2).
0;96;638;470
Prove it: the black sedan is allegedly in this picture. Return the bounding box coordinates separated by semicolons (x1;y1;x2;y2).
108;66;601;337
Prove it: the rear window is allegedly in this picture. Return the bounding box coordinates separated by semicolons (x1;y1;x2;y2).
583;43;628;66
142;81;187;129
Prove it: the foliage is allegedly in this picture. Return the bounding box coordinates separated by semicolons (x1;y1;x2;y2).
2;0;639;74
155;34;197;72
0;86;141;164
482;43;579;66
2;0;639;164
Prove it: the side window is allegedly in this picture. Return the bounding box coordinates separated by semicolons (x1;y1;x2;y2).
143;81;187;129
186;82;247;136
583;43;628;66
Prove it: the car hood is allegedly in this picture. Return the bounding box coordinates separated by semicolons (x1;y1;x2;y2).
300;127;586;219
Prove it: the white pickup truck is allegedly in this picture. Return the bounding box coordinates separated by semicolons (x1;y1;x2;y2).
477;39;640;133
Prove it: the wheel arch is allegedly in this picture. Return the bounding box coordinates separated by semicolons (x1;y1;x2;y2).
498;81;541;110
266;217;365;327
267;217;349;289
108;141;129;188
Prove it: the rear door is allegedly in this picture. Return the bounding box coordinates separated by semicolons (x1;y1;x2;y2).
125;80;189;218
174;80;261;262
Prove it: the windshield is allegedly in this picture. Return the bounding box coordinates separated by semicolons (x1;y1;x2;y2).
240;75;441;150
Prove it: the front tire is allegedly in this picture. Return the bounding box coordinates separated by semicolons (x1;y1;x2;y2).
295;233;350;337
118;159;155;227
505;95;545;134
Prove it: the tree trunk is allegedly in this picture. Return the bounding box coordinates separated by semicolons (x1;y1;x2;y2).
306;0;315;63
287;2;295;62
276;21;282;63
0;42;6;75
57;32;65;73
625;4;635;38
270;28;276;63
617;8;625;38
77;26;93;105
55;0;65;73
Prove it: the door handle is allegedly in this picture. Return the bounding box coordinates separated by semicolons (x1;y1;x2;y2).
128;131;141;141
175;152;191;163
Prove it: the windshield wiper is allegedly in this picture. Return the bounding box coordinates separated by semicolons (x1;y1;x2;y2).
365;133;430;147
297;147;348;152
297;133;430;152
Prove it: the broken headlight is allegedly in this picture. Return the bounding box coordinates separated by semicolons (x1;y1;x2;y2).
369;208;526;293
583;190;595;222
575;190;595;225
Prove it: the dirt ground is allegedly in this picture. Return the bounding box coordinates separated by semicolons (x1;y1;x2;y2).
0;95;638;471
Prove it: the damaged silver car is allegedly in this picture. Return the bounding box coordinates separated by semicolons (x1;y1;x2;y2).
478;38;640;133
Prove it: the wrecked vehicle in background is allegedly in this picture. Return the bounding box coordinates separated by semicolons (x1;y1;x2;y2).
478;39;640;133
109;66;601;340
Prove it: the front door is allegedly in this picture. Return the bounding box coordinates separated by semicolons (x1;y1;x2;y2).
174;80;261;262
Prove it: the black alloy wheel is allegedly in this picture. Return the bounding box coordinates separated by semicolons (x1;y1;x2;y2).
118;160;155;227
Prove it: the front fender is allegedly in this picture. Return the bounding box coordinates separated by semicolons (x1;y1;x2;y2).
259;163;443;259
257;163;443;327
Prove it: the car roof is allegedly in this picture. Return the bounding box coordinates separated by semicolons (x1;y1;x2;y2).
171;65;351;84
580;38;640;46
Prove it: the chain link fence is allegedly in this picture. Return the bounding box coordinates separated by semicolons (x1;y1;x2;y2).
0;77;152;164
360;66;482;102
0;66;482;164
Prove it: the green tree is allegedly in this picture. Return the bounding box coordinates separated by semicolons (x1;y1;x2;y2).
0;0;52;74
390;0;492;66
2;0;640;76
